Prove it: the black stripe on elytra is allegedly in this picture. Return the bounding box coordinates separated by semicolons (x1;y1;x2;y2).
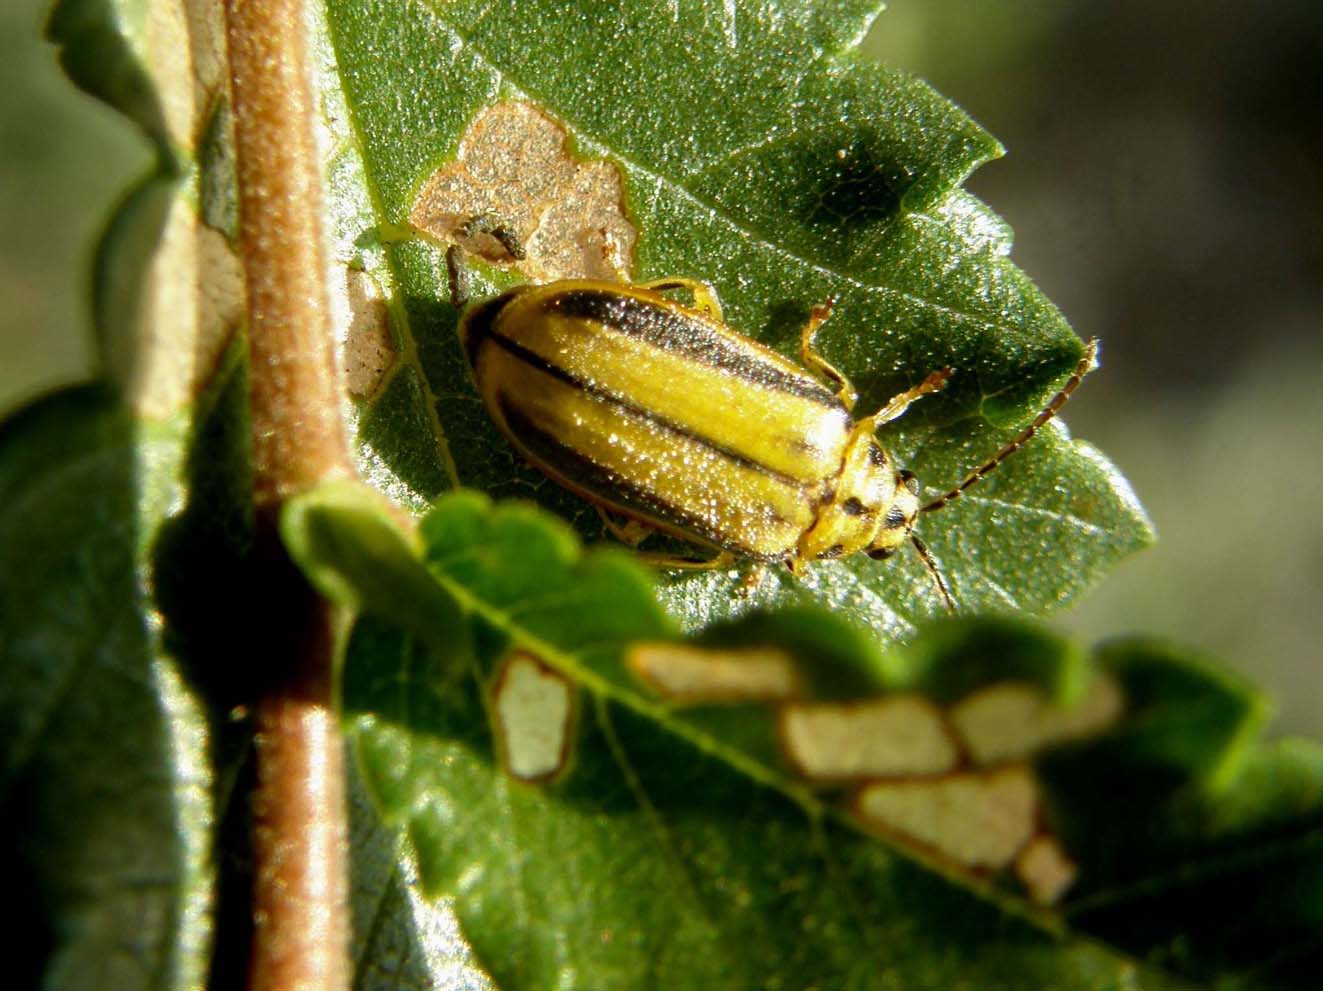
484;330;814;490
497;398;787;561
459;290;526;370
541;288;844;409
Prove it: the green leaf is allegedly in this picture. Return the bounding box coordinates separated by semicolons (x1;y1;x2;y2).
281;480;469;660
21;0;1243;985
346;756;493;990
308;491;1319;990
45;0;165;151
6;5;241;985
0;389;211;991
1042;649;1323;988
318;0;1152;634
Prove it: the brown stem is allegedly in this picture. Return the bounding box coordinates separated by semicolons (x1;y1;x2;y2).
247;550;349;991
223;0;353;988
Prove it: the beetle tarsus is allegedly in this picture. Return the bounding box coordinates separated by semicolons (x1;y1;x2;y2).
864;367;951;431
636;277;725;322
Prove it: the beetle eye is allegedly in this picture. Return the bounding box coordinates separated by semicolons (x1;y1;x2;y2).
867;547;895;561
883;505;909;530
898;469;919;495
841;496;867;516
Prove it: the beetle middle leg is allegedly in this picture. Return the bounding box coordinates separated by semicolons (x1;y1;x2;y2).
596;507;654;548
596;509;739;575
634;550;766;597
636;277;724;322
798;297;859;410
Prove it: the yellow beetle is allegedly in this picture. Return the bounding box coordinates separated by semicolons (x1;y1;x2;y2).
446;220;1096;606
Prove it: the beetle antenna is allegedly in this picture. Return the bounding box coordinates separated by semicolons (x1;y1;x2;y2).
921;339;1099;514
910;534;955;612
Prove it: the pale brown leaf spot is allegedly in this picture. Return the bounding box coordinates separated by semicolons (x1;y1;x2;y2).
1015;833;1079;905
780;696;960;781
949;675;1123;766
148;0;229;151
410;101;636;282
120;200;245;418
336;267;394;399
854;764;1039;869
492;650;575;783
627;642;801;704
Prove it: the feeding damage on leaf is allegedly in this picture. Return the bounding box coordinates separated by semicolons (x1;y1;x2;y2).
72;0;248;421
950;677;1123;766
337;266;394;399
620;639;1125;905
627;642;803;703
410;101;636;283
856;765;1039;870
780;696;959;780
491;648;577;783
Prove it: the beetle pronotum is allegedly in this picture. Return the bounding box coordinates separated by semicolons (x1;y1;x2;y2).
445;219;1097;608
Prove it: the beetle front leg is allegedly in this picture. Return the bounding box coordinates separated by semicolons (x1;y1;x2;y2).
798;298;858;411
860;367;952;431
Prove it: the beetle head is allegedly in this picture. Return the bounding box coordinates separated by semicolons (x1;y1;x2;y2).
862;469;920;560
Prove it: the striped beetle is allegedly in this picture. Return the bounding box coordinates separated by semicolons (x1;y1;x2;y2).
446;218;1097;607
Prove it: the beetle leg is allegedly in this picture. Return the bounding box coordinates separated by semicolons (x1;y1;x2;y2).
738;563;767;596
860;367;952;431
637;277;724;322
596;507;654;547
445;246;470;308
798;298;858;411
635;549;738;572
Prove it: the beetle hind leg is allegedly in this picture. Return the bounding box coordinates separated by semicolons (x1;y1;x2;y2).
637;277;724;322
634;549;739;572
635;550;766;598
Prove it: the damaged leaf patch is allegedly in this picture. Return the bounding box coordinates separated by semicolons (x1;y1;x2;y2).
410;100;636;282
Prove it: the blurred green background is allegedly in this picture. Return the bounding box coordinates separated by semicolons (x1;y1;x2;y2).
3;1;1319;732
